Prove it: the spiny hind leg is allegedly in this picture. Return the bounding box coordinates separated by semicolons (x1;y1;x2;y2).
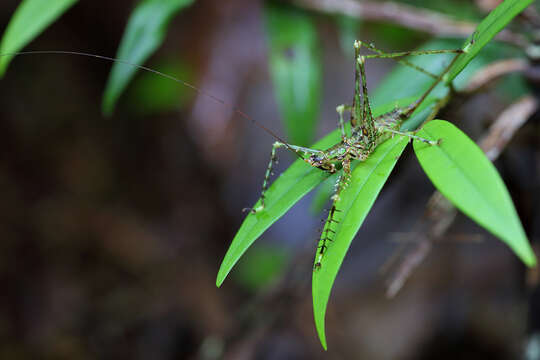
314;157;352;270
314;198;343;270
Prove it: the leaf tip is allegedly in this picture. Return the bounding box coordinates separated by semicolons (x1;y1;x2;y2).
0;59;8;78
321;342;328;351
521;251;537;268
313;293;328;351
215;271;225;288
101;96;115;118
216;263;231;288
315;319;328;350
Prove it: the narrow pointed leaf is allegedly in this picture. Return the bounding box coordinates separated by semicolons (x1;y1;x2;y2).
102;0;194;115
264;3;321;146
0;0;78;77
446;0;534;82
313;135;409;350
414;120;536;266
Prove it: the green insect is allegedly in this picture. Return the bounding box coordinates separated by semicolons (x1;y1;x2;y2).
245;40;464;270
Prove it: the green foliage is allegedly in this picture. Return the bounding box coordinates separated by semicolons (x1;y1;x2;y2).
217;0;536;349
313;135;409;350
0;0;78;76
127;58;194;114
336;15;361;58
264;3;322;146
310;174;338;214
445;0;534;82
102;0;194;116
0;0;535;351
373;39;519;111
414;120;536;266
233;245;289;291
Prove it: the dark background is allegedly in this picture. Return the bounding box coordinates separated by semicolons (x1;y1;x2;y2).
0;0;538;359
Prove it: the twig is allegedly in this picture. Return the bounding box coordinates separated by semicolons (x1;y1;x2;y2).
385;95;539;298
480;95;539;160
464;58;529;93
291;0;528;48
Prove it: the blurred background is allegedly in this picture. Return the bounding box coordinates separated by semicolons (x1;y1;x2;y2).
0;0;539;358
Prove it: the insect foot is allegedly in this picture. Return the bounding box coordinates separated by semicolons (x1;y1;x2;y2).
242;204;265;214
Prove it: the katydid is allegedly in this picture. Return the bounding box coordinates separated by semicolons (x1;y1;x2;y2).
244;40;464;269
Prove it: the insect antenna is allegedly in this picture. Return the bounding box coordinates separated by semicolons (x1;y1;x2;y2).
0;50;304;159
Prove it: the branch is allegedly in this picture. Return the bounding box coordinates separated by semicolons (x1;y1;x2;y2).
291;0;528;48
464;58;529;93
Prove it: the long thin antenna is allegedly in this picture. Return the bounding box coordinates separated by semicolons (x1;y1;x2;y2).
0;50;304;159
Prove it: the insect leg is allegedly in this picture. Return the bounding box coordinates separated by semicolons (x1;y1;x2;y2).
357;51;377;148
403;50;464;118
246;142;326;213
357;41;465;118
364;48;464;60
245;141;287;213
380;127;438;145
314;202;341;270
313;156;352;270
336;104;347;141
351;41;363;128
356;40;439;79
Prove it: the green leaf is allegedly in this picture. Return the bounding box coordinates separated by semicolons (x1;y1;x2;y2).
233;244;289;292
0;0;78;77
310;174;338;215
312;135;409;350
414;120;536;267
336;15;360;58
446;0;534;82
102;0;194;116
127;58;193;114
264;3;321;146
